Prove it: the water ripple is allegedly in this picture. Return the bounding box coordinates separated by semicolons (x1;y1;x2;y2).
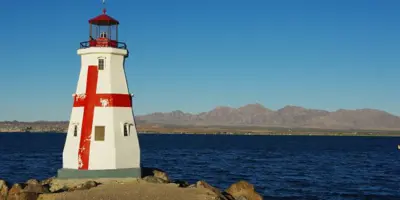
0;133;400;199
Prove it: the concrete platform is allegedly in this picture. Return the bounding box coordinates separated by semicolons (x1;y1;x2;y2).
57;168;142;179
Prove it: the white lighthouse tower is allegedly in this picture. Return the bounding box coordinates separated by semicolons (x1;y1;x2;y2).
57;7;141;179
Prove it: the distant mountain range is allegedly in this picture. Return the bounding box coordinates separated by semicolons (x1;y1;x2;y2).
136;104;400;130
1;104;399;132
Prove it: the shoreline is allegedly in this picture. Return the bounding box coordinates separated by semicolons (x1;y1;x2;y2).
2;121;400;137
1;130;400;137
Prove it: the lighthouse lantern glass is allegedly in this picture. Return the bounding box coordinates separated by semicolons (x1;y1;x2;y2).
80;13;127;49
90;24;118;41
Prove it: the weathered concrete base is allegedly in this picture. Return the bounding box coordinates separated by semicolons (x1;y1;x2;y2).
57;168;142;179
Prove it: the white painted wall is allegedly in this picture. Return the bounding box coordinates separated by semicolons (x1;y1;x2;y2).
89;107;117;170
63;107;84;169
113;107;141;169
76;47;128;94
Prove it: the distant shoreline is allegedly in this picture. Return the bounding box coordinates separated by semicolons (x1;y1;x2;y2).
1;130;399;137
1;121;400;137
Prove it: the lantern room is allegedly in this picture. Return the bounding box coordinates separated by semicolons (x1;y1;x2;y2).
80;9;127;49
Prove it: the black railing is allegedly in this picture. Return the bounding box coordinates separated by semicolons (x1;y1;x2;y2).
79;40;128;49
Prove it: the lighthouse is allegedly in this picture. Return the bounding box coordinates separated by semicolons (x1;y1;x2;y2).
57;7;141;179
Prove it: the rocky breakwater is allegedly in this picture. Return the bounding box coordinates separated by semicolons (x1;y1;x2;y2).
0;168;263;200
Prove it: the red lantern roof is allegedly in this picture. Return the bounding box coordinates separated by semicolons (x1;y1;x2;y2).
89;9;119;25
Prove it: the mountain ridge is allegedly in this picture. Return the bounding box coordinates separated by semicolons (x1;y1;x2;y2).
137;104;400;130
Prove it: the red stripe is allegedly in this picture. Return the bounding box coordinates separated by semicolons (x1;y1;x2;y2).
78;66;98;170
73;95;86;107
73;94;132;107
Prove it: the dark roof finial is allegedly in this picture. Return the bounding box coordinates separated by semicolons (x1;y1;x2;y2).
88;0;119;25
102;0;106;14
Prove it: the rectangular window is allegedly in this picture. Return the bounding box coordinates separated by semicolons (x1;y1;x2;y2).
123;123;129;136
73;125;78;137
94;126;105;141
98;59;105;70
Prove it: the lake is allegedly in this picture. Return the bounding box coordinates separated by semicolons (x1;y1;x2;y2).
0;133;399;199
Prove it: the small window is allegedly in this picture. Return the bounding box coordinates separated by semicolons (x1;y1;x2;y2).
73;125;78;137
100;32;107;38
94;126;105;141
123;123;129;136
98;59;105;70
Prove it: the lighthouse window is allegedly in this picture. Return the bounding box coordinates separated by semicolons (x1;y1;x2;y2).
100;32;107;38
123;123;129;136
73;125;78;137
94;126;105;141
98;58;105;70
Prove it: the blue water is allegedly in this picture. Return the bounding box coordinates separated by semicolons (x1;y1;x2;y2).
0;133;399;200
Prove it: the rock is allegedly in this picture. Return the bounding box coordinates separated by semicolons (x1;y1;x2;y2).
225;181;263;200
24;180;38;186
67;181;98;192
141;167;170;183
38;178;53;194
7;183;38;200
196;181;220;195
196;181;235;200
48;181;68;193
143;176;168;184
7;184;23;200
41;185;50;194
0;180;9;200
24;179;46;194
142;167;171;183
39;177;54;186
152;170;170;183
173;180;190;188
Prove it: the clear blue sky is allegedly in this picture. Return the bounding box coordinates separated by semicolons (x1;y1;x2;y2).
1;0;399;121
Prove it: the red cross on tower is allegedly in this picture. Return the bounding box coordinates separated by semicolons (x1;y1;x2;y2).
73;66;132;170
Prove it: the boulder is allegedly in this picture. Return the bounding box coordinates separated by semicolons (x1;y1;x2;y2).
152;170;170;183
39;177;54;186
7;183;38;200
0;180;8;200
7;184;23;199
225;181;263;200
48;181;68;193
196;181;234;200
141;167;172;184
24;179;46;194
141;167;170;183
